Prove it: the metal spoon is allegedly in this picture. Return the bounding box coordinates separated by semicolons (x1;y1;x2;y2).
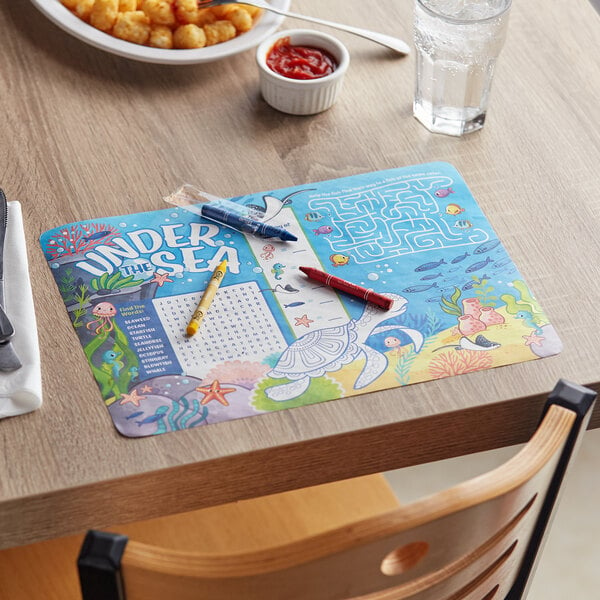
198;0;411;55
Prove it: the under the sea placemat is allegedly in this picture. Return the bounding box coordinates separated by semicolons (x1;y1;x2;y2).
39;162;561;437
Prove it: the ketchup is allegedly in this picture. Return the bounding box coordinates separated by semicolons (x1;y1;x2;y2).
266;37;337;80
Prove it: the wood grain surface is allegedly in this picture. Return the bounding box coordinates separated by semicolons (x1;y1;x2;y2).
0;0;599;549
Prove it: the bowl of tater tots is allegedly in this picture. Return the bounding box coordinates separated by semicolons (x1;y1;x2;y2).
31;0;291;64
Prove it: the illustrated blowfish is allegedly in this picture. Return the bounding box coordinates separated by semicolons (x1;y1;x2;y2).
435;187;454;198
330;253;350;267
313;225;333;235
446;203;464;215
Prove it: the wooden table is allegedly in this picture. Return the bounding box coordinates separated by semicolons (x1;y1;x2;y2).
0;0;599;550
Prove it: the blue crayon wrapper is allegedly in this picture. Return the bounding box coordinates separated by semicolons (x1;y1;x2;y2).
163;184;250;218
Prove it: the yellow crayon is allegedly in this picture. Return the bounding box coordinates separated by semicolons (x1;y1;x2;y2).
186;260;228;337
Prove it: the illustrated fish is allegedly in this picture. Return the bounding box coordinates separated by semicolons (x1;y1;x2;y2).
493;257;513;269
284;301;305;308
402;282;439;293
83;230;112;242
420;272;443;281
466;256;493;273
462;274;490;290
126;411;144;420
415;258;446;272
426;296;442;302
451;252;469;264
136;406;168;427
446;203;464;215
313;225;333;235
435;187;454;198
454;220;473;229
474;239;501;254
330;253;350;267
305;212;325;222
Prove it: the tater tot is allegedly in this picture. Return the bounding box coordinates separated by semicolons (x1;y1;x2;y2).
196;8;217;26
240;4;262;18
75;0;95;21
228;7;252;32
61;0;79;10
173;24;206;48
112;11;151;44
174;0;198;24
90;0;119;32
149;24;174;48
142;0;176;27
119;0;138;10
209;5;237;18
203;20;236;46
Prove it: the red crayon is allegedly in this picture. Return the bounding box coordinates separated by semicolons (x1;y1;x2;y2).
299;266;394;310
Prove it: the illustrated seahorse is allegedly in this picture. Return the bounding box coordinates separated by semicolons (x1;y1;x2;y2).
501;280;546;333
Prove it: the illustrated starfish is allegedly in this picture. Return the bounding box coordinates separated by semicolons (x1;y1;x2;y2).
150;271;174;286
140;384;153;393
119;389;146;407
294;314;314;328
523;332;545;347
196;380;236;406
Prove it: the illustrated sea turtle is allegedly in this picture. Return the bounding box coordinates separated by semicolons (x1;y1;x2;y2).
265;294;424;401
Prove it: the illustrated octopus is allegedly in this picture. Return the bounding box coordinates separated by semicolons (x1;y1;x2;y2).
86;302;117;335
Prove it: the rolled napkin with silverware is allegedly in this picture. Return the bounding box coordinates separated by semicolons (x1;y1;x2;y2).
0;198;42;418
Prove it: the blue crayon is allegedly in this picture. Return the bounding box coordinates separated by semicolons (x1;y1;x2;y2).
201;204;297;241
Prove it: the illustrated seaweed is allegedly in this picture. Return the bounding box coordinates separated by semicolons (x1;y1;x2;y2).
440;287;462;316
472;276;498;307
155;397;209;434
425;309;442;338
90;271;144;291
58;267;76;303
394;347;417;385
71;284;91;328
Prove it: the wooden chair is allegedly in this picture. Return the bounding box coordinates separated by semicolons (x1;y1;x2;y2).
0;379;595;600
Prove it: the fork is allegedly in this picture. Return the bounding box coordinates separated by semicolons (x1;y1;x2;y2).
198;0;411;55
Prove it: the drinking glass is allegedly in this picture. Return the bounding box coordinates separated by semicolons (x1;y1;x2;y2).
413;0;512;136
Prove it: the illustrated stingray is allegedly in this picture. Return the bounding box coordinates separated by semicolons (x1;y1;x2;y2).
433;334;501;353
247;189;315;222
265;294;424;401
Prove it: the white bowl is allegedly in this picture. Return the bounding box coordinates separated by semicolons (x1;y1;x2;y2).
256;29;350;115
30;0;290;65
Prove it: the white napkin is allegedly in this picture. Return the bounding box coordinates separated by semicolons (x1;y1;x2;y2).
0;201;42;418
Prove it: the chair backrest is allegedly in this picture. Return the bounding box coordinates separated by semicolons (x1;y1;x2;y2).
78;379;596;600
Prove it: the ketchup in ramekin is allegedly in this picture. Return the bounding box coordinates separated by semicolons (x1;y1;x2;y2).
266;36;337;80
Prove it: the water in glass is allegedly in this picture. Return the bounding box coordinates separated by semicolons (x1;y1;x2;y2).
413;0;511;136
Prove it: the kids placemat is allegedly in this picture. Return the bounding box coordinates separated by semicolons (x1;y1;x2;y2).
40;162;561;437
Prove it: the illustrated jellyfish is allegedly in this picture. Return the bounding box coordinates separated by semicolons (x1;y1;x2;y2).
86;302;117;335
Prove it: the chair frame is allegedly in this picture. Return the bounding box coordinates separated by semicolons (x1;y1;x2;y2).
77;379;596;600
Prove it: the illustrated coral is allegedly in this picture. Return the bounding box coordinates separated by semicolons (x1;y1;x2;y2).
441;280;503;335
428;350;493;378
46;223;119;258
204;360;270;390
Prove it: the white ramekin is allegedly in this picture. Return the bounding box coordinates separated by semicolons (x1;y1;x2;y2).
256;29;350;116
